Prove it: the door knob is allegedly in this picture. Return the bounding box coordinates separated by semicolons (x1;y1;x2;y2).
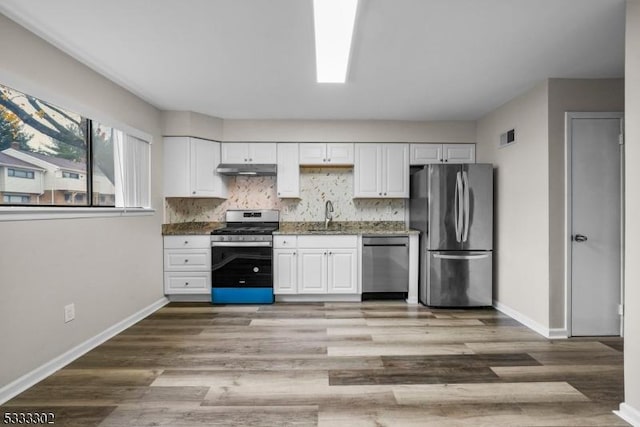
573;234;588;242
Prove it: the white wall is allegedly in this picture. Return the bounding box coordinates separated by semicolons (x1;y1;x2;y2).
161;110;224;141
476;81;550;329
222;119;476;143
0;13;164;391
546;79;624;329
622;0;640;421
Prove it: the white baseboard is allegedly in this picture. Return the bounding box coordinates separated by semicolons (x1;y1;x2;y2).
276;294;362;302
493;300;568;339
0;297;168;405
615;403;640;426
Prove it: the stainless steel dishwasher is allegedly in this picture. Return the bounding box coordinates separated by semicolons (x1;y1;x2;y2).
362;236;409;297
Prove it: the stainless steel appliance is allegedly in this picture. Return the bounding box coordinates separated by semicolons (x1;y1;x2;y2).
210;209;279;303
362;236;409;298
410;164;493;307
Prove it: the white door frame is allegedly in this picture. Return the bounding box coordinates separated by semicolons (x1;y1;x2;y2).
564;111;625;337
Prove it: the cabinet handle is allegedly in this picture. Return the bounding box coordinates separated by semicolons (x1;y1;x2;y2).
323;158;327;162
379;192;382;196
244;158;248;162
278;192;281;196
184;241;189;245
184;259;189;263
249;158;253;162
329;251;332;255
440;159;443;162
384;192;387;196
293;251;296;255
192;191;196;194
324;252;327;255
185;282;189;286
444;159;448;162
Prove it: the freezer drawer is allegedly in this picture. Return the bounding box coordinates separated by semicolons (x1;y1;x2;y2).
424;250;492;307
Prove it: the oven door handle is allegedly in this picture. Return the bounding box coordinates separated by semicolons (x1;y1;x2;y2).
211;241;273;247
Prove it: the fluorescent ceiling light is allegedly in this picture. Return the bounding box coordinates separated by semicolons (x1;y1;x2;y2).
313;0;358;83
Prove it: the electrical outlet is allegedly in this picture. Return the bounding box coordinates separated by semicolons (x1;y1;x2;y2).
64;303;75;323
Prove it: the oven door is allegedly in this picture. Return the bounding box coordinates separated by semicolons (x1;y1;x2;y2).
211;242;273;288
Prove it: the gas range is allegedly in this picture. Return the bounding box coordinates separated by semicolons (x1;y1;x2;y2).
210;209;278;305
211;210;279;244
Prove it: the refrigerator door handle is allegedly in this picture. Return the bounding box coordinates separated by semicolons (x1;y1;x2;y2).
434;253;490;260
455;171;463;242
462;171;470;242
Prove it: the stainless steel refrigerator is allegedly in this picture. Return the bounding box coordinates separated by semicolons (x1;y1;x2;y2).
410;164;493;307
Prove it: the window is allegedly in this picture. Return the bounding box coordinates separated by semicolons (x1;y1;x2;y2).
0;83;151;209
7;168;35;179
3;194;31;204
62;171;80;179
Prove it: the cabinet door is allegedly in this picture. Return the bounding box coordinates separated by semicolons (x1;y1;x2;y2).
299;143;327;165
277;143;300;198
410;143;443;165
382;144;409;198
326;143;354;165
354;144;382;197
221;143;250;163
443;144;476;163
327;248;357;293
163;137;190;197
191;138;227;197
274;249;297;294
249;143;277;163
298;249;327;293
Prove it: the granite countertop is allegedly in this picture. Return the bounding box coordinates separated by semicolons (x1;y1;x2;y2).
275;221;419;235
162;222;223;235
162;221;418;236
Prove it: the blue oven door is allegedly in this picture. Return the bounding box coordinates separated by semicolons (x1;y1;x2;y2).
211;242;274;304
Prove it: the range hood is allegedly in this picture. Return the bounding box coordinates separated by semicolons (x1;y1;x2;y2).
216;163;277;176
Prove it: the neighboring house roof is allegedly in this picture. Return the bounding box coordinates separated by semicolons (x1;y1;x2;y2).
17;150;87;173
0;151;45;170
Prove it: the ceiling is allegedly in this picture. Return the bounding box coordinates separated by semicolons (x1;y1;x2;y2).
0;0;626;121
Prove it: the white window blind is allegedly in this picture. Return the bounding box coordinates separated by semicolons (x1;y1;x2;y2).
114;132;151;209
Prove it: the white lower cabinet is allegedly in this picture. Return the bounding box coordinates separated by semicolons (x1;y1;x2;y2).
327;249;358;293
298;249;328;293
273;249;297;294
273;235;358;295
164;235;211;296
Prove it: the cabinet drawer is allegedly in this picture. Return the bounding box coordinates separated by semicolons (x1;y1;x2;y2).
297;235;357;249
164;272;210;294
274;235;297;248
164;235;211;249
164;249;210;270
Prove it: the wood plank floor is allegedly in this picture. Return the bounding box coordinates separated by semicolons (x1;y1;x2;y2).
1;302;627;426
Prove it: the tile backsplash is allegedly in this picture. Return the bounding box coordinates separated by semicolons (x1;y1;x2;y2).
165;168;406;223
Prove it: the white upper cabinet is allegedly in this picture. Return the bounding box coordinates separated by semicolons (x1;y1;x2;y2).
221;142;277;164
442;144;476;163
164;137;227;198
410;143;476;165
299;143;354;165
354;143;409;198
276;143;300;198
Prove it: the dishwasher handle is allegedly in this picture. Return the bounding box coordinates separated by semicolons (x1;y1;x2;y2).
363;243;408;247
362;236;409;246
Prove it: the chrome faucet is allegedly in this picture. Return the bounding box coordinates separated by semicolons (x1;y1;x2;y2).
325;200;334;229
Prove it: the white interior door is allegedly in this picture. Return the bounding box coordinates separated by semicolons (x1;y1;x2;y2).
569;113;623;336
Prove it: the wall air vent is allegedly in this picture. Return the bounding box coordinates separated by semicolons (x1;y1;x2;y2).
499;129;516;148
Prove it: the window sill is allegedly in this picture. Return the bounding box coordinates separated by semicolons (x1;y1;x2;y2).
0;207;156;222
